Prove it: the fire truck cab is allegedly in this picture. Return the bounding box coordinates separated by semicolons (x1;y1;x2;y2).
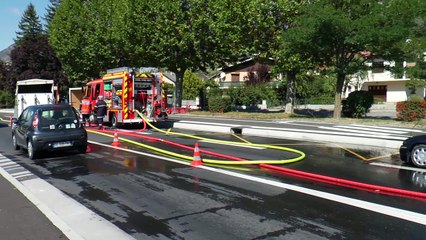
85;67;168;127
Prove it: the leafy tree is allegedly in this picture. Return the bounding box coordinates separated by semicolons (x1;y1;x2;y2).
183;71;204;100
10;3;67;95
49;0;125;86
0;62;15;109
286;0;412;118
15;3;43;43
245;64;271;86
273;1;312;114
44;0;62;30
9;35;67;92
49;0;294;107
0;61;13;94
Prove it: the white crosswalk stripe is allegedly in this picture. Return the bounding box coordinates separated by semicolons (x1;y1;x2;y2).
315;124;425;140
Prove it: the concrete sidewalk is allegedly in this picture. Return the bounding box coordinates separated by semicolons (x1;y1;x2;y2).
0;171;68;239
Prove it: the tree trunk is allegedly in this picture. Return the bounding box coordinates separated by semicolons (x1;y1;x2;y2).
285;70;296;114
174;71;184;108
333;72;346;119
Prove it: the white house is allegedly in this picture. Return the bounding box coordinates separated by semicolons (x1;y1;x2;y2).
346;59;425;102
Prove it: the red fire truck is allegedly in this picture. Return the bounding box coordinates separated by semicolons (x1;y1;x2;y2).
84;67;168;127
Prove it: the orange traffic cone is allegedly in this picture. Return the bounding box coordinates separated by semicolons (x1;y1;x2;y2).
112;131;120;146
191;142;203;167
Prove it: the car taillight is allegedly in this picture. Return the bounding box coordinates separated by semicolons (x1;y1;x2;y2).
32;115;39;127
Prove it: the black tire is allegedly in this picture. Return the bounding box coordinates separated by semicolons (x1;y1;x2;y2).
27;140;38;160
410;144;426;168
77;144;87;154
110;113;119;128
12;134;20;150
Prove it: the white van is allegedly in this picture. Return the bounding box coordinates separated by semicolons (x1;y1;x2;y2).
14;79;56;118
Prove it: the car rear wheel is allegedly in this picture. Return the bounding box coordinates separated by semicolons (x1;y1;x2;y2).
77;144;87;154
27;140;38;160
410;144;426;168
12;134;20;150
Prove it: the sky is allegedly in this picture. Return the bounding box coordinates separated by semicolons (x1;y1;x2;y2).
0;0;50;50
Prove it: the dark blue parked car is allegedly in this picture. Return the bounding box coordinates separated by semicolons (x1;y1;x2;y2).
11;104;87;160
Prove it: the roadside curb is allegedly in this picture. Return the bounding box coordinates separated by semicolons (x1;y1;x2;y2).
173;122;403;149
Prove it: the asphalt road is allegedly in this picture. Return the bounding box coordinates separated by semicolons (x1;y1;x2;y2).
1;115;426;239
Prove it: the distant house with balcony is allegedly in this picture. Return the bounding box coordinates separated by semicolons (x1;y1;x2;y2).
346;59;425;102
212;58;277;88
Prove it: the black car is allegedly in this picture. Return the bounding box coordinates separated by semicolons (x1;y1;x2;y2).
400;135;426;168
12;104;87;160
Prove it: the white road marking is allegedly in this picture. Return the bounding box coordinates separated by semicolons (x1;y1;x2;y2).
14;173;34;179
3;165;21;170
334;125;408;134
350;124;425;133
90;140;426;226
319;126;394;136
178;116;277;124
0;162;18;167
370;162;426;172
207;166;426;225
11;171;31;177
248;125;408;140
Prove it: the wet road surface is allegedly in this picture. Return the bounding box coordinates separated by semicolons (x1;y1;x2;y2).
1;121;426;239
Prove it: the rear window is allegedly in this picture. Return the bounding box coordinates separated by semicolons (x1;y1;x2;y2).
17;84;52;93
38;108;79;130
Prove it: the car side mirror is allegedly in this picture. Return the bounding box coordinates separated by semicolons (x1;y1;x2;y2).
11;118;19;129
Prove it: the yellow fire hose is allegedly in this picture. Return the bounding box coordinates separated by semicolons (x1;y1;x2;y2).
132;110;305;165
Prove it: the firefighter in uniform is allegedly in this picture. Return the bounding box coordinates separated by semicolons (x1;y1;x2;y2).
80;96;91;127
94;95;108;129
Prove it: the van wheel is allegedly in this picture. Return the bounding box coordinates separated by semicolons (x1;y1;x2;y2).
12;134;20;150
27;140;38;160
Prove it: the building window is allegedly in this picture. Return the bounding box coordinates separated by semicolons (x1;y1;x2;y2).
372;59;384;73
231;73;240;82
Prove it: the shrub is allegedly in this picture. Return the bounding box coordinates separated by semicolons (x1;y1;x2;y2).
342;90;374;118
396;100;426;121
208;94;232;113
407;95;424;102
225;83;280;109
0;90;14;108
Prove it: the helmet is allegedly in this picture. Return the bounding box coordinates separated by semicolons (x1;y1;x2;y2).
98;95;104;100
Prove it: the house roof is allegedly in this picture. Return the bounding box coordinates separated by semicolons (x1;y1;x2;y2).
219;57;274;73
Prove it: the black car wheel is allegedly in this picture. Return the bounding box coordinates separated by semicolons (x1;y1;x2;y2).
77;144;87;154
12;134;20;150
410;144;426;168
27;140;38;160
